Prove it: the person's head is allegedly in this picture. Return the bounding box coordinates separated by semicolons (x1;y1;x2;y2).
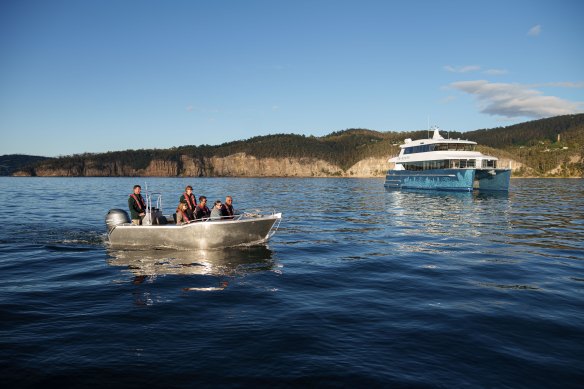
133;185;141;194
225;196;232;205
177;200;187;211
214;200;222;208
199;195;207;204
185;185;193;193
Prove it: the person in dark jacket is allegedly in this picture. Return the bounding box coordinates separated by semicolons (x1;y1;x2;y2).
179;185;197;220
194;196;211;221
220;195;236;219
128;185;146;225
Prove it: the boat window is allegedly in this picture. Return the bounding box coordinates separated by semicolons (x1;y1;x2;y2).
433;143;476;151
459;159;476;168
404;145;434;154
482;159;497;168
403;160;448;171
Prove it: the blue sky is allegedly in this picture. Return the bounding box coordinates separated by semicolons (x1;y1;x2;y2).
1;0;583;157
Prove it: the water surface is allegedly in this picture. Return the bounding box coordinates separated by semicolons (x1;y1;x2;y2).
1;177;583;387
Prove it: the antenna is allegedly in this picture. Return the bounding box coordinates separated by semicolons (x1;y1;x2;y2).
427;116;430;139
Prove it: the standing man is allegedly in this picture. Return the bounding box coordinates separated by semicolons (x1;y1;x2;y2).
128;185;146;225
221;195;235;219
179;185;197;220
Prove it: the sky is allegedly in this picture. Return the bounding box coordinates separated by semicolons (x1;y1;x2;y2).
1;0;583;157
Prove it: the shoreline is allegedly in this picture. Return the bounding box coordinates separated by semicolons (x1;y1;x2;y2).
3;175;582;179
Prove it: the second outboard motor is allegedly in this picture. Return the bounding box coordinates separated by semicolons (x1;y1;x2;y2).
105;209;130;232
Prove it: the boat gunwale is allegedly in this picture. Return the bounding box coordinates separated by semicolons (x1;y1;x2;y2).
111;212;282;230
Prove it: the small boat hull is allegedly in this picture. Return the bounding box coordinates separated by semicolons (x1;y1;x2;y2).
107;213;282;250
384;169;511;192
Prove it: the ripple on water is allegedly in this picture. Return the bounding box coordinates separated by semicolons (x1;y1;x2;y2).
0;177;583;386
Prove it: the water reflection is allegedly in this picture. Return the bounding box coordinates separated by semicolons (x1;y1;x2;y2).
106;245;276;280
384;187;510;200
382;187;514;255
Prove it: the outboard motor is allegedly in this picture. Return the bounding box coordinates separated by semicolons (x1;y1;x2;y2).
105;209;130;232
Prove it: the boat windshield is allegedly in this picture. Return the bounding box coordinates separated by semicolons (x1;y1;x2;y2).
403;143;475;154
402;159;477;170
433;143;475;151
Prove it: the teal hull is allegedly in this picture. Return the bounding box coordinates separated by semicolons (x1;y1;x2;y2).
384;169;511;192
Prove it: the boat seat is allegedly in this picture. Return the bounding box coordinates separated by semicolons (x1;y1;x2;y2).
154;215;167;225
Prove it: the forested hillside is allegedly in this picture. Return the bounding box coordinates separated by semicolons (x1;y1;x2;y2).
465;114;584;176
0;154;51;176
4;114;584;177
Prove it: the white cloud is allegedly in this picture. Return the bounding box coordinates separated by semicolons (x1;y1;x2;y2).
484;68;508;75
541;82;584;88
450;80;583;118
443;65;481;73
527;24;541;36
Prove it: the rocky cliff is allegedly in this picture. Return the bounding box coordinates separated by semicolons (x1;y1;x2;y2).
15;153;391;177
12;152;538;178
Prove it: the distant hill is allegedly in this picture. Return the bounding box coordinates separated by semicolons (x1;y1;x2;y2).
463;114;584;147
464;114;584;176
5;114;584;177
0;154;51;176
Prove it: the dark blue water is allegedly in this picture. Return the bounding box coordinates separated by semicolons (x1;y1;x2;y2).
1;177;583;388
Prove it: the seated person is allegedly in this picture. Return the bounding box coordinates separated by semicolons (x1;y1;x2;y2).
210;200;223;220
220;195;236;219
194;196;211;221
175;201;191;225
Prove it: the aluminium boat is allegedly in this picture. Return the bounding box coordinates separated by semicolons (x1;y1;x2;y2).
105;192;282;250
384;127;511;191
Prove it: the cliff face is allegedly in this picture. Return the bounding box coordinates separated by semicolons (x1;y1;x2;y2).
15;153;535;178
17;153;389;177
207;153;344;177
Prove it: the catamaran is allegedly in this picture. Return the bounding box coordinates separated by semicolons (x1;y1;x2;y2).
384;127;511;191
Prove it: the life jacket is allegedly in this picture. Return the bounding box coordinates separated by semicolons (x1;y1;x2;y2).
183;192;197;209
222;204;234;217
195;204;210;219
130;194;146;210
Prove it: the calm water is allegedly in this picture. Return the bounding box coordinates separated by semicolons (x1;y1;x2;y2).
1;177;583;388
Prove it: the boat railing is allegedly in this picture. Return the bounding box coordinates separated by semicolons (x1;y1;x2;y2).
196;209;279;222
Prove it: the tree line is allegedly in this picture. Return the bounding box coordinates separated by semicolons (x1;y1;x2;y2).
5;114;584;177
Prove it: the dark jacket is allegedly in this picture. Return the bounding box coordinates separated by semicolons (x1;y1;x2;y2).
220;204;235;219
194;204;211;220
128;193;146;220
